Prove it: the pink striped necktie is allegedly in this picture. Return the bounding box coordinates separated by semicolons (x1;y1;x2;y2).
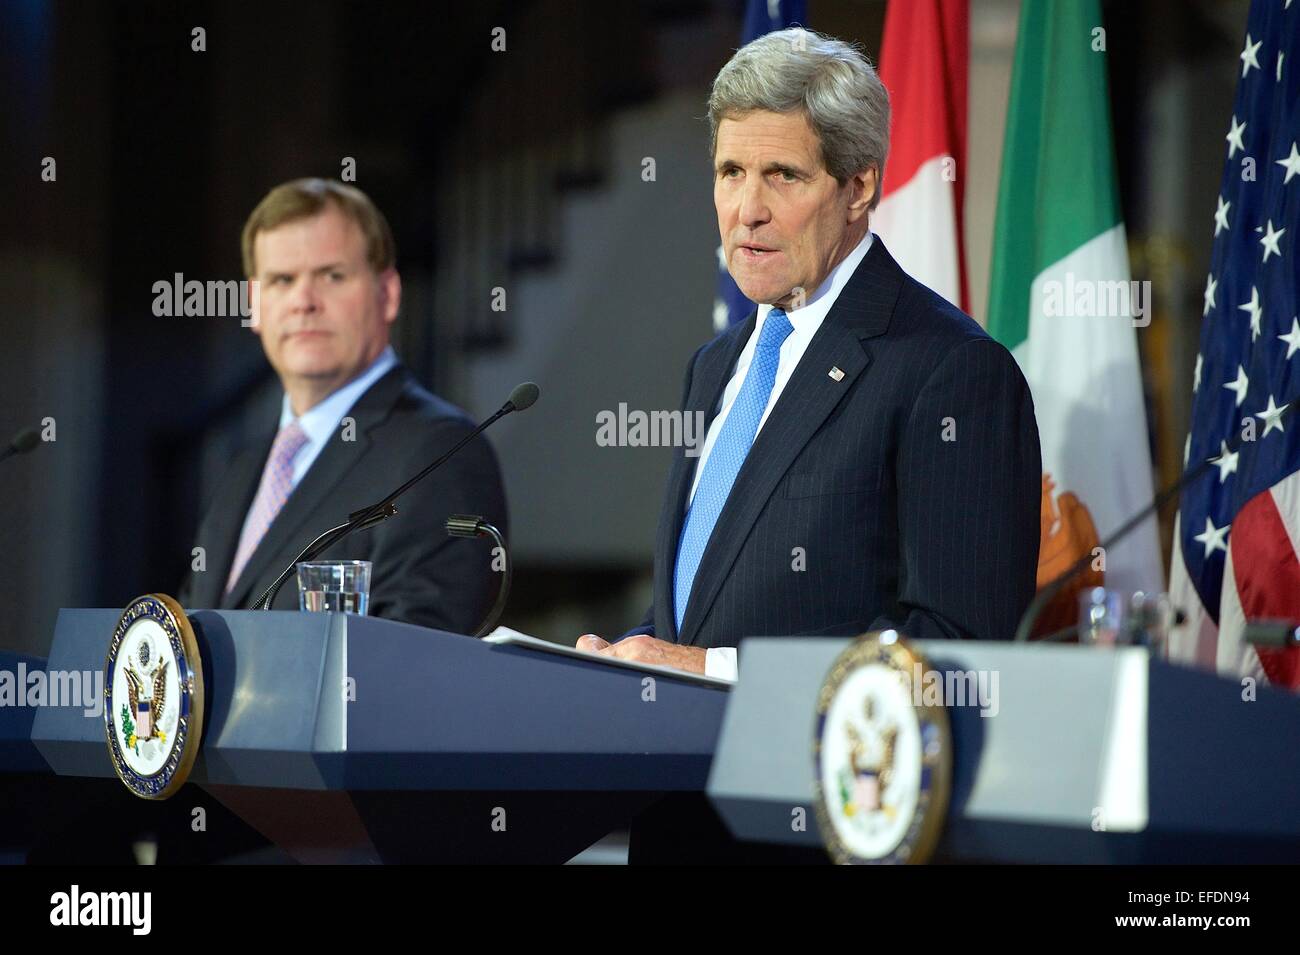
224;420;310;593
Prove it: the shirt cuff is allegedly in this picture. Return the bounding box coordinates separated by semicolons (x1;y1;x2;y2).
704;647;738;682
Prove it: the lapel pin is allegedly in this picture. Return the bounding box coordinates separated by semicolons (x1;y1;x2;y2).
828;366;845;381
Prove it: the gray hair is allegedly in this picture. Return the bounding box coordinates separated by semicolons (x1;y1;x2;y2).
707;28;890;209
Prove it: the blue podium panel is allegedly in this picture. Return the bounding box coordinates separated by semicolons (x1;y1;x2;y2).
0;648;128;864
0;650;51;774
707;638;1300;863
33;609;728;793
14;608;732;862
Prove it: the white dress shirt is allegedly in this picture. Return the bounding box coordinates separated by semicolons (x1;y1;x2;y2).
693;231;875;681
233;346;398;548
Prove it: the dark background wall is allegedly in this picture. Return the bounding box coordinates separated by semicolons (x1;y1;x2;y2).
0;0;1246;656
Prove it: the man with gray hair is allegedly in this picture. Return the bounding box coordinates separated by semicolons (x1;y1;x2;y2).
580;28;1041;688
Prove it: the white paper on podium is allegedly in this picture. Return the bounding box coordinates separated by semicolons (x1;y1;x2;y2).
483;627;734;689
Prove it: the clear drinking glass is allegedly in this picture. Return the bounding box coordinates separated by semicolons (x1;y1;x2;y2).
1077;587;1173;651
296;561;371;615
1078;587;1125;645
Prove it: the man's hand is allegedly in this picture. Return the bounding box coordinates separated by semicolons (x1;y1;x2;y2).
575;634;707;675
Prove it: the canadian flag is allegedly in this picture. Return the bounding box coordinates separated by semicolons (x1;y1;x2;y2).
871;0;969;312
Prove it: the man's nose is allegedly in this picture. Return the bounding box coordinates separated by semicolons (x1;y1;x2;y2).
288;276;321;313
738;177;771;228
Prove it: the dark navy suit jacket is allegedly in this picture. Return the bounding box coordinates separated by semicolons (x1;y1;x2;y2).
629;237;1041;648
178;365;507;635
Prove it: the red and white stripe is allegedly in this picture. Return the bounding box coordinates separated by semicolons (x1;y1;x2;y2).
871;0;969;312
1170;471;1300;689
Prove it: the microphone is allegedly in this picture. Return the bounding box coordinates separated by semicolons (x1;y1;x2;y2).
1243;621;1300;649
251;382;540;611
445;514;510;637
0;426;41;465
1013;393;1300;642
506;381;539;412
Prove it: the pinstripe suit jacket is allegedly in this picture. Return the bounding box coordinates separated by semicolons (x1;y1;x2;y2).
630;237;1041;648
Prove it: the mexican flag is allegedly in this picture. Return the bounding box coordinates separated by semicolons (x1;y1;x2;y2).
986;0;1163;632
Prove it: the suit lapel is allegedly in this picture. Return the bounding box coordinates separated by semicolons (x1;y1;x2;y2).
653;317;754;641
220;366;412;609
675;237;905;647
189;435;272;609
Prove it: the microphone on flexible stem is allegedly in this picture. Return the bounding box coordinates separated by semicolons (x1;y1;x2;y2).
1014;393;1300;642
251;504;398;611
1243;622;1300;648
446;515;510;637
0;427;41;465
251;381;540;611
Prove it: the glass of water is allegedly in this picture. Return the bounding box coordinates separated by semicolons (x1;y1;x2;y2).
296;561;372;615
1077;587;1173;651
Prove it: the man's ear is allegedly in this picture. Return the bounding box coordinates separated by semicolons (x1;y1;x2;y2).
379;267;402;324
846;166;877;223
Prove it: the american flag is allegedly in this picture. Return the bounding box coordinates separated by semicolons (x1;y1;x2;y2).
712;0;807;331
1169;0;1300;688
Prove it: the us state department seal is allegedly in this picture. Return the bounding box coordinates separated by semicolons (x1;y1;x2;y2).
104;594;205;799
812;631;951;864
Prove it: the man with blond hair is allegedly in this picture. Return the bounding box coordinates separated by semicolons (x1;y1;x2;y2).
179;179;506;633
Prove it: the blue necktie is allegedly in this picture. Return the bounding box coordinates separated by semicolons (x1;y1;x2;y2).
674;308;794;633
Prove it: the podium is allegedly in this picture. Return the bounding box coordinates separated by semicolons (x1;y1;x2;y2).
13;619;1298;863
707;637;1300;863
5;609;729;863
